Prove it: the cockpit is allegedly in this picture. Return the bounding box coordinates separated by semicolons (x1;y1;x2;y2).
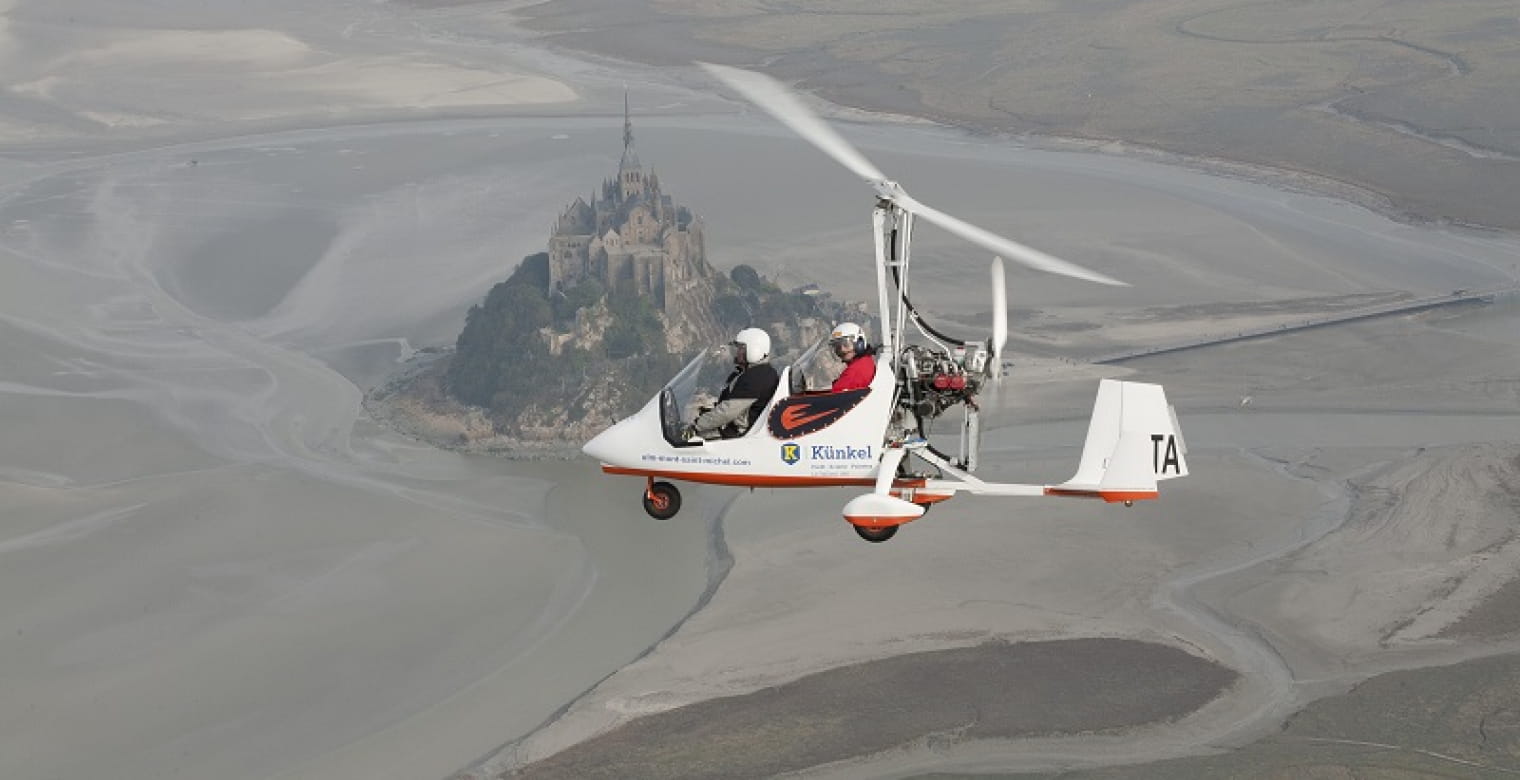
656;335;849;446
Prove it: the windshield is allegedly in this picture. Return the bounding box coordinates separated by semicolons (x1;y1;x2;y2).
787;336;846;394
659;345;741;441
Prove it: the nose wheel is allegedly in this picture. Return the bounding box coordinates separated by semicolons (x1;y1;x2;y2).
853;524;899;543
642;480;682;519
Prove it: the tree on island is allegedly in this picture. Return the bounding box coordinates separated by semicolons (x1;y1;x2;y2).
447;252;683;426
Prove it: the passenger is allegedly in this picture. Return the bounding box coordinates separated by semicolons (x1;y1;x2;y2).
686;328;780;440
828;322;877;392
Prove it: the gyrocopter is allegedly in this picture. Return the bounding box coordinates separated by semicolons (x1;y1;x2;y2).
582;63;1188;543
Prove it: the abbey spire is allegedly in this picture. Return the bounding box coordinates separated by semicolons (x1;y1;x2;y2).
619;90;640;174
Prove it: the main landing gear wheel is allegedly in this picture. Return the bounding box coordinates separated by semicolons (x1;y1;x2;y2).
642;481;682;520
853;524;898;543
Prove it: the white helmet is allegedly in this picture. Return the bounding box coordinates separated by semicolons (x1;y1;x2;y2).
733;327;771;364
829;322;866;356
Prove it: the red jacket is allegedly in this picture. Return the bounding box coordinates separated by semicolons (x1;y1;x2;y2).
831;354;876;392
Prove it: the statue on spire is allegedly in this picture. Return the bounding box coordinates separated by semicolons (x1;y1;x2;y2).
624;90;634;152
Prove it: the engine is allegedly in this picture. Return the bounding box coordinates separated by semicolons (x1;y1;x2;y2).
899;343;986;421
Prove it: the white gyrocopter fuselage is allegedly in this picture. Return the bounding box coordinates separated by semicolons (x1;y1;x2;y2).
581;64;1189;543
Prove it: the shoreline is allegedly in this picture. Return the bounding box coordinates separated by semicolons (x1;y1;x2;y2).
361;350;586;461
507;0;1520;233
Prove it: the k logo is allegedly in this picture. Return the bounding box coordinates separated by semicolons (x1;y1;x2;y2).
780;442;801;465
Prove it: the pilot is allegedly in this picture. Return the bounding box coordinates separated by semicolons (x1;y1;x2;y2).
828;322;876;392
686;327;780;440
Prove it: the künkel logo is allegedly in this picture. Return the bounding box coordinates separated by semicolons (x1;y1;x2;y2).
780;442;801;465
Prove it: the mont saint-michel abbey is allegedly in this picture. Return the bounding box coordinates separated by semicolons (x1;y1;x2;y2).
546;99;710;312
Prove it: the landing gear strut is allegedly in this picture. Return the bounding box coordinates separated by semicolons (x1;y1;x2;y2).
642;479;682;520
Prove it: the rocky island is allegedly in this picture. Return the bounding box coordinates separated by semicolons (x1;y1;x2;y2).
366;101;862;453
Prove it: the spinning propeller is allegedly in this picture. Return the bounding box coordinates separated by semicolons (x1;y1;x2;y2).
991;256;1008;381
697;62;1127;288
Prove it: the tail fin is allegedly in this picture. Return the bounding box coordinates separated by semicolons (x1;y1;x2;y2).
1054;379;1187;502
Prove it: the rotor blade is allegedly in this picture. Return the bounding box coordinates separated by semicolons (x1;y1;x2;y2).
991;256;1008;380
700;61;1126;288
697;62;888;184
894;192;1128;287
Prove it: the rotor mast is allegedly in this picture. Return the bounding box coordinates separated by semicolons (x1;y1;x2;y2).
872;205;895;355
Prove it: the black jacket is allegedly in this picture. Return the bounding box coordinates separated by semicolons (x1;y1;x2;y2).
720;361;781;428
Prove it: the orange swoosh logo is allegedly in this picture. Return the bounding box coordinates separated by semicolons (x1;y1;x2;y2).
780;405;837;430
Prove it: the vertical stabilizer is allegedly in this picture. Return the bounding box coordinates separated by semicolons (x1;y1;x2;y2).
1053;379;1187;502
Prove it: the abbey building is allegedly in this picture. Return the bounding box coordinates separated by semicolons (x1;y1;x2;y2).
546;97;712;313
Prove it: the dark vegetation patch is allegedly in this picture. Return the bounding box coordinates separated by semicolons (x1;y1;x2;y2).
963;651;1520;779
507;638;1235;779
